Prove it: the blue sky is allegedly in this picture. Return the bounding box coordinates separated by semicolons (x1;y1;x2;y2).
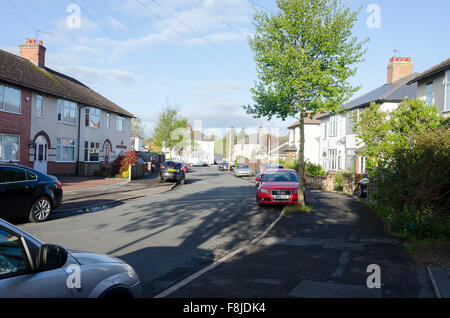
1;0;449;137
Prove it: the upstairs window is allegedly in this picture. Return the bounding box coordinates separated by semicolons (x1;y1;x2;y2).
329;115;338;137
57;99;77;124
445;71;450;112
0;84;21;114
116;115;125;132
85;107;101;128
426;82;434;107
36;95;43;118
346;110;357;135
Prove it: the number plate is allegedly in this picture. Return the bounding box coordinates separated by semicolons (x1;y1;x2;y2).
273;195;290;200
168;168;177;172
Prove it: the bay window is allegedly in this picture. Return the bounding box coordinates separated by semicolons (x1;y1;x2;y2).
328;149;337;170
84;141;100;162
56;138;75;162
426;82;433;107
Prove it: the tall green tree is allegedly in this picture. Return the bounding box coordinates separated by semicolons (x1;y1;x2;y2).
152;104;188;160
244;0;366;205
131;118;146;138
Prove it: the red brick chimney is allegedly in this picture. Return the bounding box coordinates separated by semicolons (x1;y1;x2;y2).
387;56;413;84
19;39;46;68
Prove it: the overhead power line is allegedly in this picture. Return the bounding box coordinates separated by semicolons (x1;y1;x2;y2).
134;0;249;83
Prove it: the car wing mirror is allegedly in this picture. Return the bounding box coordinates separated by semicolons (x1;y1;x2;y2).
36;244;68;272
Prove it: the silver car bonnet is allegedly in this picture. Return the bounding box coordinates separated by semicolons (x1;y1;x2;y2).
68;250;124;265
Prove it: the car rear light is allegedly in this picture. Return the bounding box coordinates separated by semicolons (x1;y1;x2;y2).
161;166;164;169
56;181;62;188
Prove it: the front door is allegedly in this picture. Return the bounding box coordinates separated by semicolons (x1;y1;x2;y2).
34;142;47;175
104;146;110;164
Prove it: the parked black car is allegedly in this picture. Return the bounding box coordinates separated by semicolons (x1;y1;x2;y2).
159;160;186;184
0;164;63;222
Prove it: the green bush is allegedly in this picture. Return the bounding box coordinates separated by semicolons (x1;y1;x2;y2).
372;127;450;239
306;162;325;178
333;171;344;191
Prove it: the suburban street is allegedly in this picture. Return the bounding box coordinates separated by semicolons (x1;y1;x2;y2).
13;166;435;298
17;167;280;297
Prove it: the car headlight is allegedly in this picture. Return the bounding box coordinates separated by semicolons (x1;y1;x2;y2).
260;188;269;193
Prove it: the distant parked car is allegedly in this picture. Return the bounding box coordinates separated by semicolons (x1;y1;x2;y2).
0;163;63;223
0;218;141;298
256;169;305;206
218;162;232;171
255;164;284;186
159;160;186;184
234;165;252;177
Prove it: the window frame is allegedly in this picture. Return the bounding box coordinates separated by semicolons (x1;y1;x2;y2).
329;115;338;137
328;149;337;171
445;70;450;112
57;99;77;125
426;82;434;107
0;133;20;162
85;106;101;129
84;141;100;162
116;115;125;132
56;138;76;163
36;94;43;118
0;84;22;115
0;225;33;280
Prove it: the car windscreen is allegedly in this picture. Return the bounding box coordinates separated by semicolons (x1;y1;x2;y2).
237;165;249;169
262;172;298;182
164;161;177;167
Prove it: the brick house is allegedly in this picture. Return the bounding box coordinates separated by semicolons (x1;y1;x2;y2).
0;39;134;175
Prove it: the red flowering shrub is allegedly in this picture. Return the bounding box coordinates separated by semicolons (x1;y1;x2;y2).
119;150;138;176
109;154;124;176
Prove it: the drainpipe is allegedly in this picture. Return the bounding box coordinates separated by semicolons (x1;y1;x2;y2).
75;105;82;176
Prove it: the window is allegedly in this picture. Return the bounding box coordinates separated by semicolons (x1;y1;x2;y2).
426;82;433;107
329;115;338;137
84;141;100;162
57;99;77;124
322;123;327;139
345;149;355;173
338;150;343;170
116;115;125;132
106;113;110;128
0;167;26;183
328;149;337;170
26;170;37;181
0;227;30;277
56;138;75;162
36;95;43;118
85;107;101;128
0;85;21;114
360;157;367;174
445;71;450;112
0;134;20;161
346;110;356;135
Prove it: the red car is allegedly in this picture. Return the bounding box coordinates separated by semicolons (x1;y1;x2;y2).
256;169;306;205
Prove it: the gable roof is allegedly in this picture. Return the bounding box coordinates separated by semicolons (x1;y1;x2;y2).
407;58;450;84
288;113;323;129
0;49;134;118
318;73;418;119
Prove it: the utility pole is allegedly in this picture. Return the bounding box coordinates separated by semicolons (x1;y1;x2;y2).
228;126;233;172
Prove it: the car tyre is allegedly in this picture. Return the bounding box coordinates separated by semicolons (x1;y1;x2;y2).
29;196;52;223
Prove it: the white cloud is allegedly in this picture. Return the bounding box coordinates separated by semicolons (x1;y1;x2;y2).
108;16;127;31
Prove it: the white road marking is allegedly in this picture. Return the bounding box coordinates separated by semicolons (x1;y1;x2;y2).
153;213;283;298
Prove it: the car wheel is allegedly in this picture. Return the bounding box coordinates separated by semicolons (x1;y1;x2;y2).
29;196;52;223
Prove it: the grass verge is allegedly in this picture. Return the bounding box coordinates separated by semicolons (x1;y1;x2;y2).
281;204;314;216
